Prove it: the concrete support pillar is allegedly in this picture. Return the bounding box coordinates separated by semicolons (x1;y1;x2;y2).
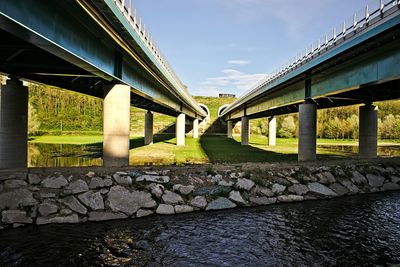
193;118;199;139
103;84;131;167
359;104;378;159
227;120;233;138
298;103;317;161
176;113;185;146
268;117;277;146
144;111;153;145
0;77;28;169
241;117;250;146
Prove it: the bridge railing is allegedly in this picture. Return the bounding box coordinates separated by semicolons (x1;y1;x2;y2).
222;0;399;116
111;0;202;115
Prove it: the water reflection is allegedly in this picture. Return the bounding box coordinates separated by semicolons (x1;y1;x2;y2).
0;192;399;266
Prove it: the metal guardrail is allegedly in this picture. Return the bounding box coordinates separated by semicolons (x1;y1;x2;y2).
221;0;400;117
112;0;205;116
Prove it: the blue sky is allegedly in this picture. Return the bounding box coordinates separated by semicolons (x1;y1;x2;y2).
133;0;369;97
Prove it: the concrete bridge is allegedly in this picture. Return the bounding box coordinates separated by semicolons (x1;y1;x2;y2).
220;0;400;161
0;0;207;168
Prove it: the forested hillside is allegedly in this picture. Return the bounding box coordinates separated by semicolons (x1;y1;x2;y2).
2;78;399;139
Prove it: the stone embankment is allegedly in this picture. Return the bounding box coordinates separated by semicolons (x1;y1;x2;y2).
0;161;399;229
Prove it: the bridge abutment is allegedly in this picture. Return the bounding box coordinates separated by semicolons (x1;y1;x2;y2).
227;120;233;138
103;84;131;167
0;77;28;169
176;113;185;146
193;118;199;139
298;103;317;161
144;111;153;145
268;117;277;146
359;104;378;159
241;117;250;146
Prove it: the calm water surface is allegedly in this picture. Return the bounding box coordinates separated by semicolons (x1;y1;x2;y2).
28;143;400;167
1;192;400;266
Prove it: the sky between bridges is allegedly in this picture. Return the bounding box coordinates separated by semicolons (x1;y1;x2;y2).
134;0;369;97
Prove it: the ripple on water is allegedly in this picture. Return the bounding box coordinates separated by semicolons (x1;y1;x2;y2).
1;192;400;266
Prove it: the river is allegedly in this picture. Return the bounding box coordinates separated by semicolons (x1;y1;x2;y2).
0;192;399;266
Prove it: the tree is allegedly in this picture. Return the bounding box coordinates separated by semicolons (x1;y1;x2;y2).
278;116;296;138
28;103;40;135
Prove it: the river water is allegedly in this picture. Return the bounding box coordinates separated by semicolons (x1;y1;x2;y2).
0;192;400;266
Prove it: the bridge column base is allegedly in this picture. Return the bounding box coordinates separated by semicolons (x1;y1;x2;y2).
144;111;153;145
268;117;277;146
359;104;378;159
193;118;199;139
298;103;317;161
241;117;250;146
176;113;185;146
103;84;131;167
227;120;233;138
0;77;28;169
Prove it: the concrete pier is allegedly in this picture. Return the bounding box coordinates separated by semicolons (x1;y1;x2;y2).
193;118;199;139
103;84;131;167
176;113;186;146
227;120;233;138
359;104;378;159
0;77;28;168
268;117;277;146
298;103;317;161
144;111;153;145
241;117;250;146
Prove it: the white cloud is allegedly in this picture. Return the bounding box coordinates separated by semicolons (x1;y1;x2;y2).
195;68;267;96
227;59;250;65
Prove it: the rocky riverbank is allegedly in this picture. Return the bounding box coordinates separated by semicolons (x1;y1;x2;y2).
1;160;400;229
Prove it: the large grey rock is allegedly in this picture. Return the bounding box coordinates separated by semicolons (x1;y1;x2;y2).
108;186;156;215
28;174;41;185
219;180;234;187
288;184;309;195
341;180;359;194
78;191;104;210
174;205;194;213
162;191;184;205
4;180;27;189
382;183;400;191
193;186;231;196
177;185;195;195
148;183;164;199
206;197;236;210
307;182;337;196
41;175;68;189
260;188;274;197
136;209;154;218
272;184;286;195
156;204;174;215
63;196;87;215
66;180;89;194
235;178;255;191
351;171;367;185
38;202;58;217
277;195;304;202
36;214;79;225
136;175;170;184
316;172;336;184
229;191;246;205
366;174;385;187
391;176;400;184
0;189;38;209
190;196;207;209
330;183;349;196
88;212;127;221
249;196;277;206
1;210;32;224
104;178;113;187
89;177;105;189
112;174;132;185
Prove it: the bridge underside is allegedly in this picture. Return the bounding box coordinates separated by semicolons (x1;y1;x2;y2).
0;29;181;117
